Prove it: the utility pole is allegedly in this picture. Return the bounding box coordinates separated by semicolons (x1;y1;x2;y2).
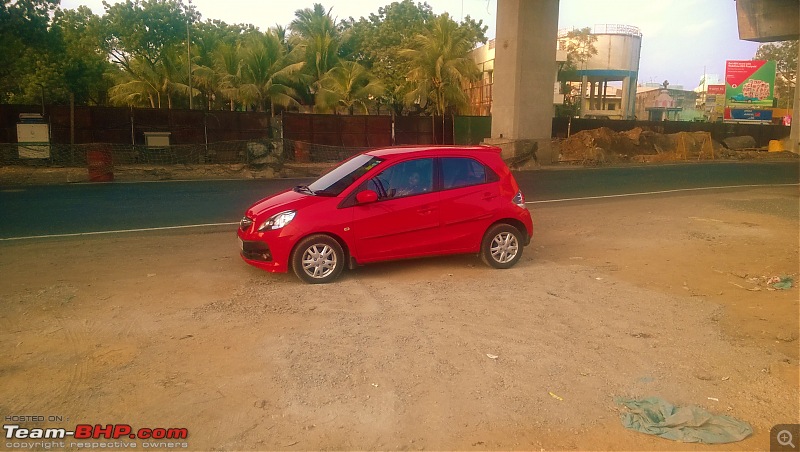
187;19;192;110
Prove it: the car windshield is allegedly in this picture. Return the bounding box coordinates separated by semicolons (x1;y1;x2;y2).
306;154;383;196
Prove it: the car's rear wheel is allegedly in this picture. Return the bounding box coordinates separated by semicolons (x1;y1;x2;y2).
480;224;523;269
292;234;345;284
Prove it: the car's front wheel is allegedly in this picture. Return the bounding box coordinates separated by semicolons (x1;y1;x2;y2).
291;234;345;284
480;224;524;269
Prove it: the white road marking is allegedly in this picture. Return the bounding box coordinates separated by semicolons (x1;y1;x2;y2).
1;183;797;241
0;222;238;241
526;183;798;204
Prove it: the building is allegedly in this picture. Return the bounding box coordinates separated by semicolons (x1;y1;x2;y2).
635;82;700;121
561;24;642;120
466;39;567;116
466;24;641;119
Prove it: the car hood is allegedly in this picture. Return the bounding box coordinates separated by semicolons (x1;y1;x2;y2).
246;188;331;220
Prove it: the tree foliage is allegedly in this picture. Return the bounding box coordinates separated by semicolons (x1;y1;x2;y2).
316;61;384;114
1;0;488;116
556;27;598;117
399;13;482;116
755;40;798;109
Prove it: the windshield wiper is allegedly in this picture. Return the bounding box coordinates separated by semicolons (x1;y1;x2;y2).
294;185;314;195
312;189;337;197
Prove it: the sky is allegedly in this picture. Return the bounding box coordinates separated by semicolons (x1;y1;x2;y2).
60;0;761;90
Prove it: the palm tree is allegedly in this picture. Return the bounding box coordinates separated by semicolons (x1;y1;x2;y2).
206;42;242;111
238;31;304;115
399;13;480;116
289;4;343;110
109;55;188;108
315;61;384;114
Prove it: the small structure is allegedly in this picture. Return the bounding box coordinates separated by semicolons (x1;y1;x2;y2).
16;113;50;159
636;81;699;121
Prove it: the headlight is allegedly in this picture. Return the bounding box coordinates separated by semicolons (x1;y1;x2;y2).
258;210;296;231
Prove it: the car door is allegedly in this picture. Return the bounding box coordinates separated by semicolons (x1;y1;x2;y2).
350;158;441;263
437;156;500;253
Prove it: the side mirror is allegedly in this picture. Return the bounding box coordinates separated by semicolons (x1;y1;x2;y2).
356;189;378;204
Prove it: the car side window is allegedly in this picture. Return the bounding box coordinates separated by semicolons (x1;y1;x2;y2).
367;158;434;200
442;157;488;190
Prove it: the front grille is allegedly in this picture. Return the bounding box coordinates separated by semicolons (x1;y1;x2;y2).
240;216;254;231
241;240;271;262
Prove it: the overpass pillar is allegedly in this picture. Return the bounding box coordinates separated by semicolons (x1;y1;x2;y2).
791;42;799;152
486;0;560;164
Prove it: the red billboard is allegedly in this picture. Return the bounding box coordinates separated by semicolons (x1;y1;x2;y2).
707;85;725;95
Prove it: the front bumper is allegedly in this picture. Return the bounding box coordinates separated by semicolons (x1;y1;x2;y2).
237;228;294;273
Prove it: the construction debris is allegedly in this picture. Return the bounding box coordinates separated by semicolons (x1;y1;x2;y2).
557;128;796;164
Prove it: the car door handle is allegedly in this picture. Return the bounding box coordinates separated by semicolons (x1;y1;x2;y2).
482;192;497;201
417;206;436;215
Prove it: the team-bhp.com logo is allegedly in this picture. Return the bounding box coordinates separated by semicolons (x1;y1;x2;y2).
5;424;189;449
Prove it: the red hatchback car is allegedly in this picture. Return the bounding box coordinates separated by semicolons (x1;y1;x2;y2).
238;145;533;283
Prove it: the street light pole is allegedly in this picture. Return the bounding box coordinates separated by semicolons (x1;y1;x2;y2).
187;19;192;110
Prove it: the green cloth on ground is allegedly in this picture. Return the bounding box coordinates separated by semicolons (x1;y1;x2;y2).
616;397;753;444
771;276;793;290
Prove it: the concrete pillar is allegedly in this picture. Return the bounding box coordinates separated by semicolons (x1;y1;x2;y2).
486;0;559;164
621;76;631;119
791;42;800;152
580;76;588;116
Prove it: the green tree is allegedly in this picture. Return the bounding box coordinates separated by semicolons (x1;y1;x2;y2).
190;20;257;109
556;27;598;117
238;31;304;115
289;3;345;110
345;0;434;114
755;40;798;109
0;0;59;103
103;0;199;108
315;61;384;114
399;13;481;116
109;51;189;108
50;6;114;104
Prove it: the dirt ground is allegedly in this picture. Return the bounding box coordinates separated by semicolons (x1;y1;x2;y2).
0;185;798;451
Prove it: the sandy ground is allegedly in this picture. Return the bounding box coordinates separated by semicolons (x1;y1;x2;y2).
0;185;797;451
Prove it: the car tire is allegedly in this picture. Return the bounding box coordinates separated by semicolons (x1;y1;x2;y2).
480;224;523;269
291;234;345;284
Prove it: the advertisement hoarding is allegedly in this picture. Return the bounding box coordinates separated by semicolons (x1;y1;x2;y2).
723;108;774;121
725;60;776;107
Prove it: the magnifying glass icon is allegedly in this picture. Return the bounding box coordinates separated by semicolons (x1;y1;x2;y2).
778;430;795;448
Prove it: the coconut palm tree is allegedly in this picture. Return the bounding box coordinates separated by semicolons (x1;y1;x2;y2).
399;13;480;116
289;4;343;110
109;54;188;108
315;60;384;114
238;31;304;115
205;42;242;111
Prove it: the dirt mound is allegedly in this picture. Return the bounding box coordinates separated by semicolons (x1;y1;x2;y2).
557;127;794;164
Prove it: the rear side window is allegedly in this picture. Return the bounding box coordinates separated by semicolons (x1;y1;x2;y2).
441;157;495;190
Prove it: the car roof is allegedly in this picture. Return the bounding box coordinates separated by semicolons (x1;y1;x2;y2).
365;145;501;160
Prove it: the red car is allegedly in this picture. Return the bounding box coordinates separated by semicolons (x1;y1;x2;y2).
238;145;533;283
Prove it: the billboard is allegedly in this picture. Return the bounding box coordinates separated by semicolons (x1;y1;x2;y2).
725;60;776;107
723;108;774;121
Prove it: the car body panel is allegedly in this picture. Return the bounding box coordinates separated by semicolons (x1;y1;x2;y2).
237;145;533;276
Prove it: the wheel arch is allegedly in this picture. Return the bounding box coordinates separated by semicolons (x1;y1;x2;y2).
487;218;531;246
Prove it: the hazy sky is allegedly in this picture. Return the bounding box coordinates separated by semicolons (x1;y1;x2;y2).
61;0;761;90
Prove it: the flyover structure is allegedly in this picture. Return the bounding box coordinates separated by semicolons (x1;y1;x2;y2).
735;0;799;152
487;0;799;160
485;0;559;163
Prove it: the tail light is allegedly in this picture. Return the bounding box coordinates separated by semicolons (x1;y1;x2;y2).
512;190;526;209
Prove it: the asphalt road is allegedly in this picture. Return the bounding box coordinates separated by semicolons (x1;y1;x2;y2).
1;161;797;239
